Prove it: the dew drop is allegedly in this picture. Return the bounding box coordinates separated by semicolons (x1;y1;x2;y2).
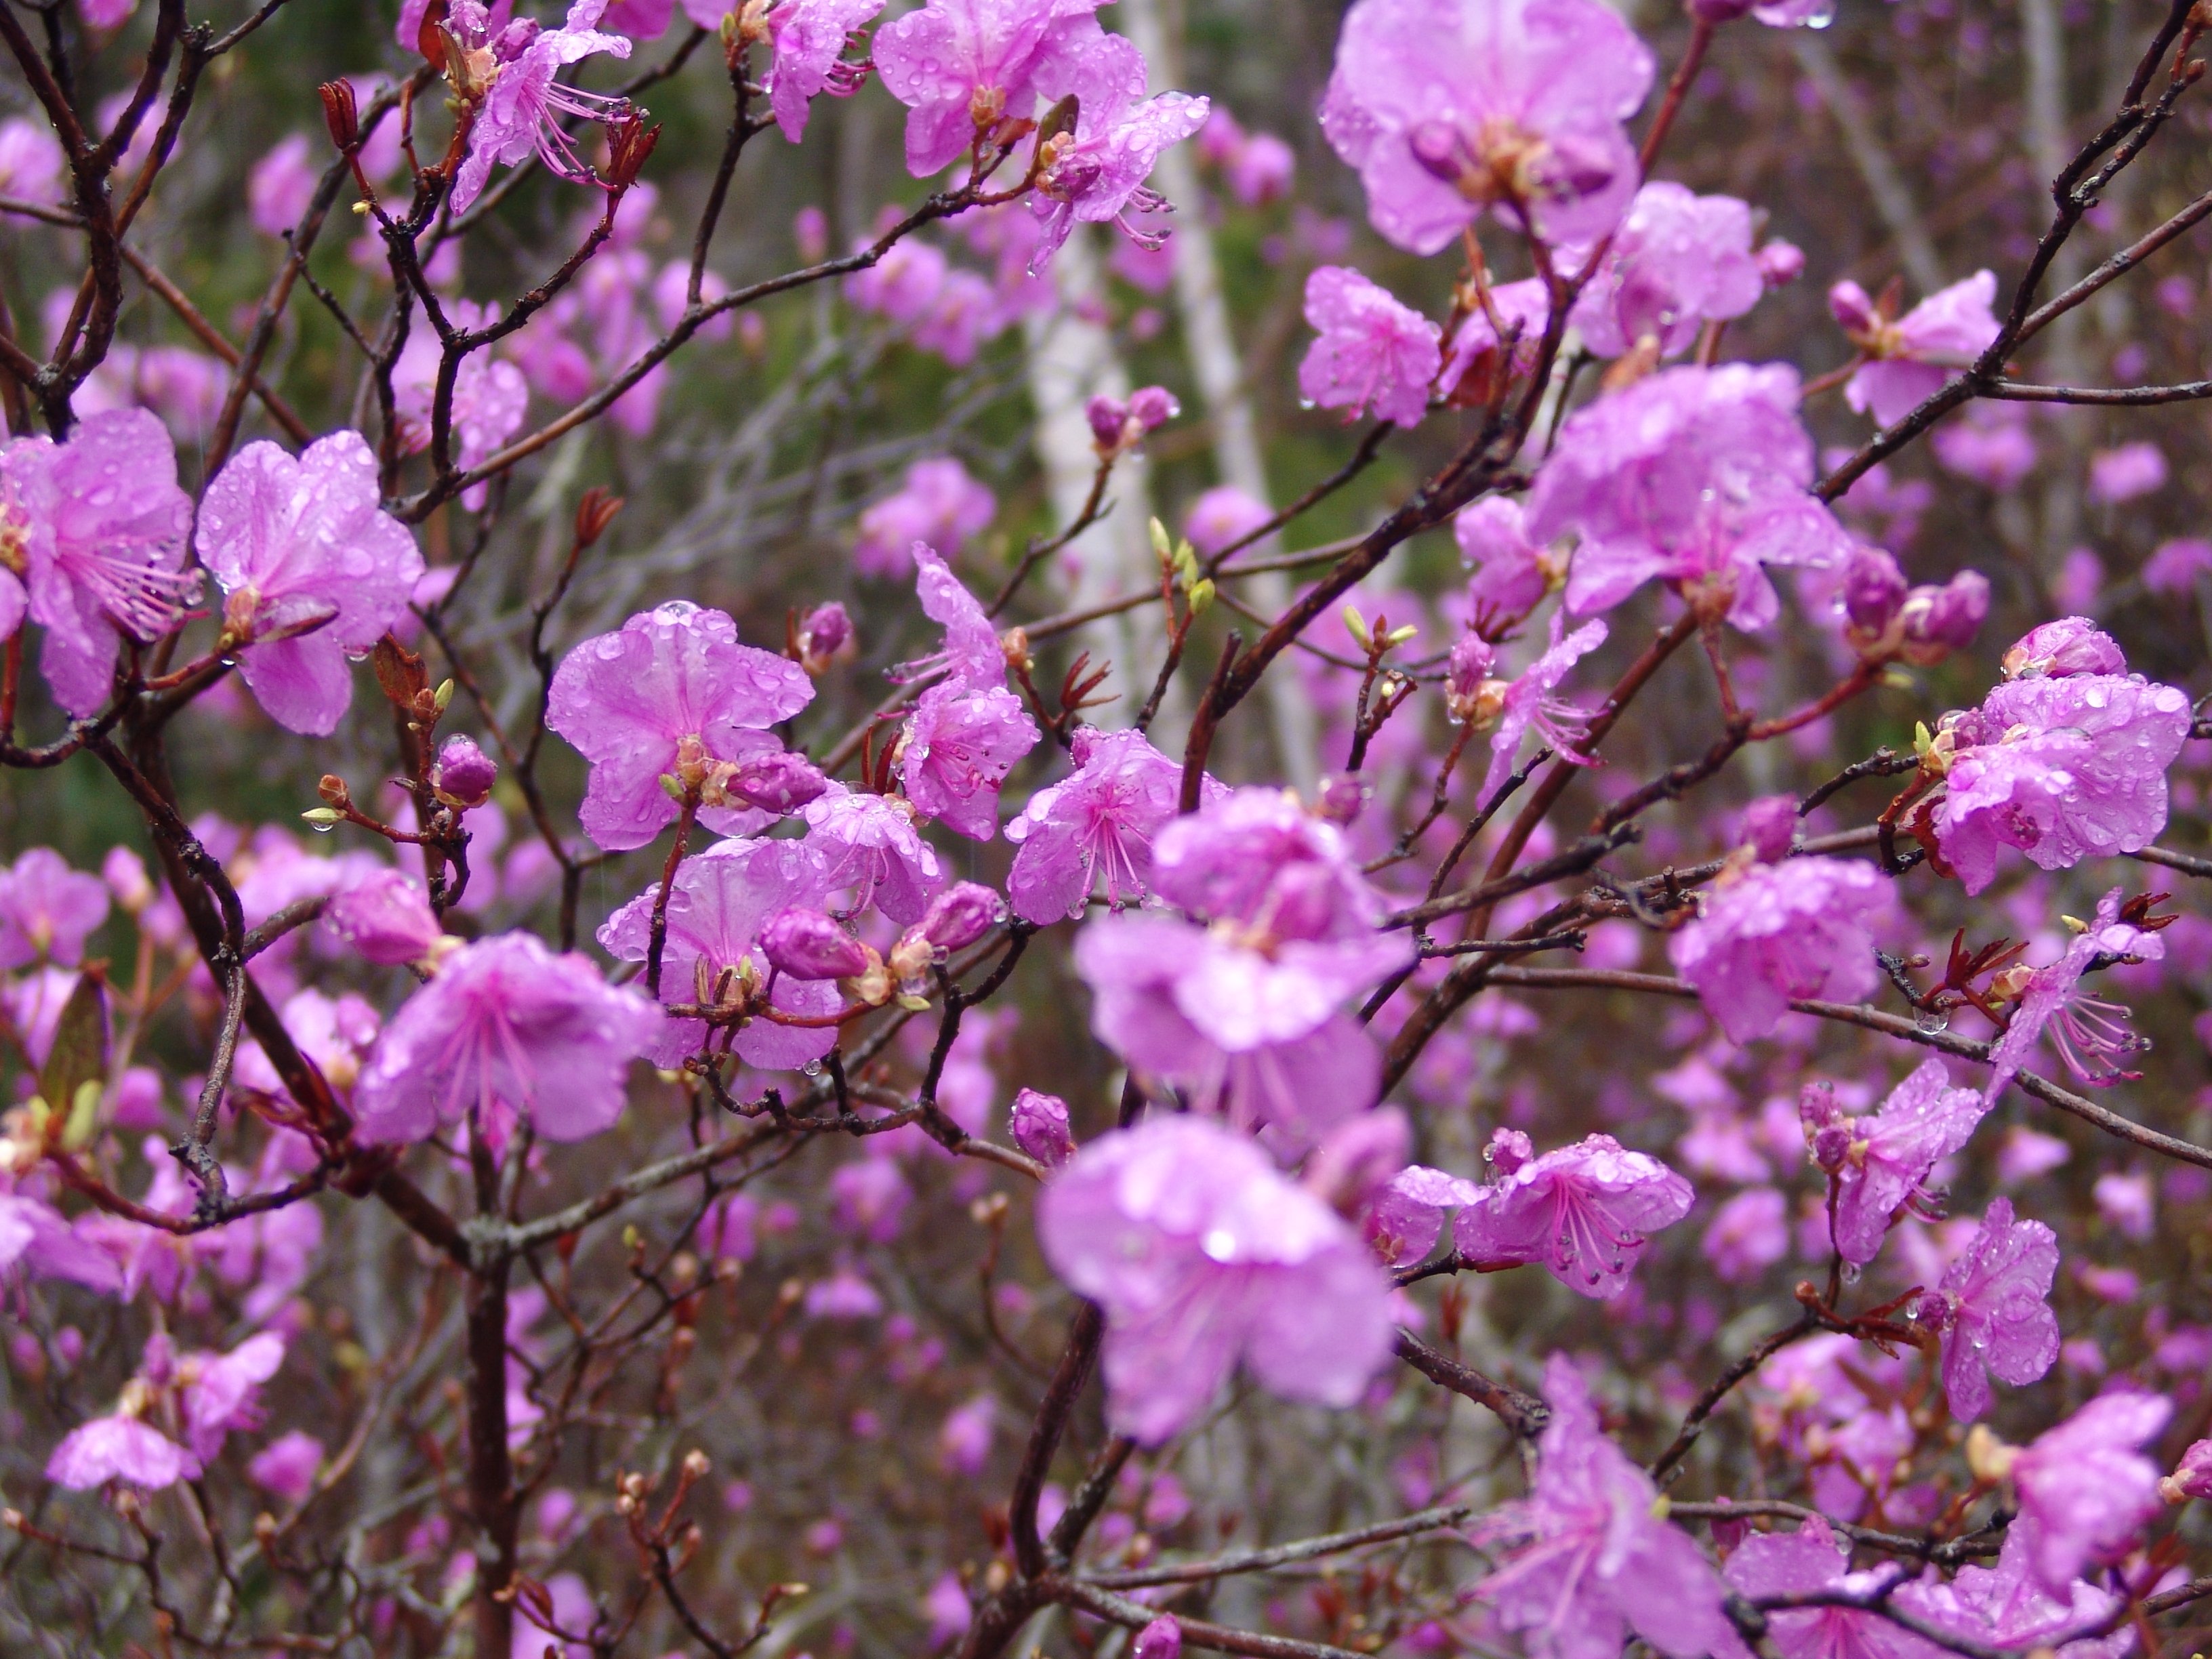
1839;1260;1862;1286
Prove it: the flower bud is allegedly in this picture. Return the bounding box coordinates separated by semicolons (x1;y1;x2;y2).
1086;394;1130;450
1841;545;1908;637
1315;773;1367;827
1010;1087;1077;1170
1754;238;1805;287
798;602;855;673
1738;796;1797;864
431;735;497;809
1897;570;1989;665
914;882;1006;954
1486;1126;1533;1177
318;79;360;153
323;869;444;965
760;908;869;981
1134;1616;1182;1659
1304;1106;1410;1214
2162;1437;2212;1504
2001;617;2126;680
1443;632;1498;724
1127;386;1179;431
722;751;830;815
1827;279;1883;341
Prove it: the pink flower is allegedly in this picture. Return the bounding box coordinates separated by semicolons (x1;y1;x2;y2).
1454;1128;1693;1298
546;601;817;852
1914;1198;2060;1422
0;116;64;203
1320;0;1654;253
0;1191;123;1292
1528;364;1851;632
1668;856;1892;1044
798;786;947;925
1569;183;1763;359
598;836;842;1071
1933;667;2192;896
1441;276;1552;390
1931;401;2039;491
1036;1115;1394;1444
872;0;1109;178
1296;266;1441;427
1702;1186;1788;1282
900;681;1040;839
1026;34;1208;270
47;1414;201;1491
247;1430;325;1507
1896;1519;2130;1659
762;0;885;141
1725;1516;1948;1659
2087;440;2168;505
248;133;318;238
449;0;636;215
1181;484;1273;557
2009;1390;2172;1591
1986;887;2163;1101
1004;726;1197;922
1834;270;2000;428
352;932;659;1145
855;459;997;579
1454;495;1559;623
1472;612;1608;811
1799;1059;1988;1267
1364;1165;1484;1267
392;300;529;508
937;1393;995;1474
179;1331;285;1460
0;848;110;968
1477;1353;1738;1659
196;432;427;735
1;407;196;718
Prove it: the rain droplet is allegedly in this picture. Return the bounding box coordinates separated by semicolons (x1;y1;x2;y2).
1839;1261;1862;1286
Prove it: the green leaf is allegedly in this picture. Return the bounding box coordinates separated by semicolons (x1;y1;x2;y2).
37;970;108;1135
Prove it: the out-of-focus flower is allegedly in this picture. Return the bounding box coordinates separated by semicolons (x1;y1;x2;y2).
1997;1391;2171;1591
1181;484;1273;557
247;134;318;238
1454;1128;1693;1298
0;848;109;968
1932;401;2038;491
855;459;996;579
247;1430;325;1507
1296;266;1440;427
323;869;445;966
1702;1186;1788;1282
2087;441;2167;505
1898;1519;2130;1659
1669;855;1891;1044
0;116;65;203
46;1410;201;1491
1726;1516;1950;1659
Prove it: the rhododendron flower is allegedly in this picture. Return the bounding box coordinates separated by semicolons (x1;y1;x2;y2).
1915;1199;2060;1421
2087;441;2167;505
2003;616;2127;680
353;932;658;1145
1296;266;1441;427
872;0;1109;178
898;545;1008;689
760;0;884;140
1832;270;2000;428
196;432;427;736
1932;401;2039;491
1441;276;1552;391
1004;726;1197;922
1476;1353;1740;1659
1800;1059;1988;1266
46;1412;202;1491
1455;495;1560;621
1702;1186;1788;1282
391;300;529;508
247;134;316;238
547;601;817;852
899;681;1040;839
1569;182;1763;359
0;1191;123;1292
800;785;947;924
600;836;843;1071
1027;34;1208;270
1320;0;1655;253
1182;485;1273;556
1471;613;1608;809
855;459;997;579
178;1332;285;1461
0;847;110;968
1035;1115;1394;1444
247;1430;325;1506
1897;1519;2130;1659
2005;1391;2171;1591
1527;364;1851;632
1669;855;1891;1044
0;407;196;717
1454;1128;1693;1298
1364;1165;1485;1266
1726;1516;1949;1659
1986;888;2164;1100
0;115;65;203
448;0;636;215
1933;659;2191;896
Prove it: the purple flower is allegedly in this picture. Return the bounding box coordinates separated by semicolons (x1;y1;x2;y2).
1725;1516;1949;1659
1181;485;1273;557
323;868;445;965
449;0;636;215
1933;670;2192;896
1364;1164;1484;1267
1003;726;1190;922
1702;1186;1788;1282
855;459;997;579
2143;537;2212;598
1441;276;1553;392
1914;1198;2060;1422
47;1412;202;1491
599;837;841;1071
178;1332;285;1461
431;735;499;810
248;134;317;238
1833;270;2000;428
1931;401;2039;491
247;1430;325;1506
1296;266;1441;427
762;0;883;140
1527;364;1851;632
392;300;528;508
1320;0;1655;253
1477;1353;1739;1659
1897;1519;2130;1659
2007;1391;2172;1591
1668;855;1891;1044
1453;1128;1693;1298
1010;1086;1076;1168
760;905;869;981
899;544;1008;688
1035;1115;1394;1444
2003;617;2129;681
1;408;196;718
900;681;1041;840
1569;183;1763;359
353;932;658;1145
872;0;1109;177
1133;1615;1183;1659
1472;612;1608;811
1455;495;1561;622
2165;1439;2212;1504
906;880;1005;954
2087;441;2167;505
197;432;427;735
1026;33;1208;270
0;848;109;968
0;1191;123;1292
1986;887;2164;1101
0;116;65;203
798;600;856;672
799;785;947;924
1800;1059;1988;1267
546;601;817;852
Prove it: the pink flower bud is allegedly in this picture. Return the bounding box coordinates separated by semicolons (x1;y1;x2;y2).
1086;394;1131;449
2164;1437;2212;1503
1315;773;1367;827
2002;616;2127;680
1738;796;1797;864
724;751;831;815
760;908;869;981
1486;1126;1533;1177
1127;386;1179;430
916;881;1006;953
1841;545;1907;637
1444;632;1497;721
1755;239;1805;287
1134;1616;1182;1659
323;869;443;965
1828;279;1883;339
1010;1087;1077;1170
799;602;855;672
1898;570;1989;665
431;735;498;809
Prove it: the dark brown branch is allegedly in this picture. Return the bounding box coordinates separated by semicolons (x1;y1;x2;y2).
1393;1329;1548;1439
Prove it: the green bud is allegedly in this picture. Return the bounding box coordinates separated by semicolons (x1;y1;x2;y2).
1342;605;1372;650
300;807;344;827
1186;579;1216;616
